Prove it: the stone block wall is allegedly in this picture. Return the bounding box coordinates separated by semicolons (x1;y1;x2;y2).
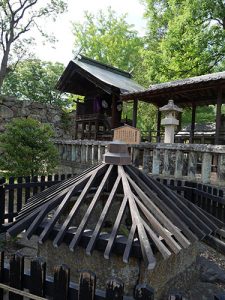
0;95;75;139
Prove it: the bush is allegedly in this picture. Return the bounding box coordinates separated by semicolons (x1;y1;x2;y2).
0;117;59;177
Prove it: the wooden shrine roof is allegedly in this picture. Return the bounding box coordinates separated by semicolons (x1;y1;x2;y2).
55;55;144;96
6;143;223;269
121;71;225;107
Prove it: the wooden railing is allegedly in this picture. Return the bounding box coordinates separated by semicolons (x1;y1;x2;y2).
54;140;225;185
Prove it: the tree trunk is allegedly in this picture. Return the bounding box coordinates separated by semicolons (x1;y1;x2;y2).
0;46;10;92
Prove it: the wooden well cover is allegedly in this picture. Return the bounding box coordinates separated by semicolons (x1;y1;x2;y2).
113;125;141;144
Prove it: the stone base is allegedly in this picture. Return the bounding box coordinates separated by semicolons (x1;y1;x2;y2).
39;240;199;299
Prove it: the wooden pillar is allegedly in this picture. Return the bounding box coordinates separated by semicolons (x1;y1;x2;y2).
111;94;121;128
189;104;196;144
215;86;223;145
111;94;117;128
132;99;138;127
156;108;161;142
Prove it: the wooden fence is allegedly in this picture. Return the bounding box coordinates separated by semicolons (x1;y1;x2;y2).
0;174;72;225
157;178;225;223
0;251;167;300
0;174;225;228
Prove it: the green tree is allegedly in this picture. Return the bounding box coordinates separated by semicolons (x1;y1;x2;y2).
142;0;225;83
0;0;67;90
0;118;59;177
2;59;67;106
72;7;144;74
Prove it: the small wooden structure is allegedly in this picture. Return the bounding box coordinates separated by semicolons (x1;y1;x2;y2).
6;142;223;270
56;55;144;140
113;125;141;144
121;71;225;144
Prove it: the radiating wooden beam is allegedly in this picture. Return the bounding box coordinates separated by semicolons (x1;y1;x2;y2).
104;196;128;259
119;166;156;269
69;165;114;251
53;164;108;248
86;174;121;255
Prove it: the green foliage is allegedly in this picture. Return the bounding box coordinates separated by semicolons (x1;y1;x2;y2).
0;0;68;89
182;106;215;126
0;118;59;177
72;7;144;74
142;0;225;83
2;59;66;106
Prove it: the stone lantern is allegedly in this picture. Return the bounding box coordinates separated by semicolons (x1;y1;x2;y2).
160;100;183;143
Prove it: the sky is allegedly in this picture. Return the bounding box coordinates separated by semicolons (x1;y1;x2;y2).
34;0;146;65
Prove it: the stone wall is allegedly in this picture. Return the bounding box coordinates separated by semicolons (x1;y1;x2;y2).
0;95;75;139
39;240;199;299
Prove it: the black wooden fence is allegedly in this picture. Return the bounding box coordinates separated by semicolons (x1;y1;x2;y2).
0;175;225;227
157;178;225;223
0;251;156;300
0;174;72;225
0;252;223;300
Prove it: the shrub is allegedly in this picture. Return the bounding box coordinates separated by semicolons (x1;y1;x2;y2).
0;117;59;177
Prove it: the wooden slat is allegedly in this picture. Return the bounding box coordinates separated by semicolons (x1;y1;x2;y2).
141;217;171;259
16;177;23;213
134;195;182;254
26;171;95;241
21;164;100;211
125;166;197;242
137;169;208;239
78;271;96;300
104;196;128;259
53;265;70;300
127;176;190;248
30;257;46;297
123;224;136;263
152;177;214;235
18;169;93;218
9;252;24;300
119;166;156;270
53;165;107;248
86;174;121;255
8;177;14;223
69;164;113;251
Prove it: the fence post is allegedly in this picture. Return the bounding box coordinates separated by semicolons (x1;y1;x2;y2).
25;176;30;203
9;252;24;300
134;284;154;299
106;278;124;300
0;178;5;227
30;257;46;297
53;264;70;300
32;176;38;196
16;177;23;213
78;271;96;300
8;177;15;223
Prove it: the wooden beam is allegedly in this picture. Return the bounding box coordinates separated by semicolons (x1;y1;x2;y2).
156;108;161;143
215;86;223;145
190;104;196;144
132;99;138;127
